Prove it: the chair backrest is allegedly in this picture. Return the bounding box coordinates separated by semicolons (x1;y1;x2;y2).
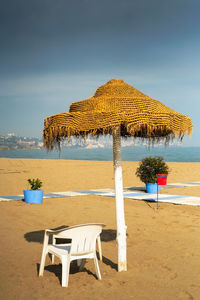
53;223;105;255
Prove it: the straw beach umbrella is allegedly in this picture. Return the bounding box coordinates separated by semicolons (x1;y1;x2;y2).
43;79;193;271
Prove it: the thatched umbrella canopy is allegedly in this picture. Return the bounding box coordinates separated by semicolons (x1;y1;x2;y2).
43;79;193;271
43;79;192;149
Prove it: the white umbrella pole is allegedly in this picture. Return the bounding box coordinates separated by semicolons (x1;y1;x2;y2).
112;127;127;271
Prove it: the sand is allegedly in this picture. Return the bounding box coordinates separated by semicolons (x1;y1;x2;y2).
0;158;200;300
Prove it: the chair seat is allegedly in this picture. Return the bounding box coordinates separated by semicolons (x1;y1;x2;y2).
48;244;71;256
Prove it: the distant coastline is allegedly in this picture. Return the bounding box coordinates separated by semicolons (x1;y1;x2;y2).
0;133;135;151
0;133;43;151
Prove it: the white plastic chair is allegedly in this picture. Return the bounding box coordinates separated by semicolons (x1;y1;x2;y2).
39;223;105;287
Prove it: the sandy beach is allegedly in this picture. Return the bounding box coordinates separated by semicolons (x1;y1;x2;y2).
1;158;200;300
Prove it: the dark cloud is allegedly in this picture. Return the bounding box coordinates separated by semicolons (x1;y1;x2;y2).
0;0;200;75
1;0;200;43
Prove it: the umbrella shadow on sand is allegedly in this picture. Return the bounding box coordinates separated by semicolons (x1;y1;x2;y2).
24;226;117;244
24;226;118;283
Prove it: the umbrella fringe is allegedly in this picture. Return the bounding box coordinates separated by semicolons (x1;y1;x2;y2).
43;121;192;150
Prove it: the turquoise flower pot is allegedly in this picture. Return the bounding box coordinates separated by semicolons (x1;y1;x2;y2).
24;190;43;203
145;183;161;194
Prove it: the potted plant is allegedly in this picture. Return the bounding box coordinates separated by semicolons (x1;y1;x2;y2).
136;156;169;193
24;178;43;203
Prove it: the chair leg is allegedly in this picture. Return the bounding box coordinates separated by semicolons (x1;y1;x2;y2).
61;256;70;287
51;236;56;264
97;235;102;261
39;249;47;277
93;254;101;280
39;231;49;277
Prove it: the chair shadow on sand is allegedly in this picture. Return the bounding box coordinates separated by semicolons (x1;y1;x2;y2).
24;226;118;284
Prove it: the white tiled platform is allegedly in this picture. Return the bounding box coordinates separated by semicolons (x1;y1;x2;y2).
1;182;200;206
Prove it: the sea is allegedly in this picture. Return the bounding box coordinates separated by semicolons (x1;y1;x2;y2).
0;146;200;162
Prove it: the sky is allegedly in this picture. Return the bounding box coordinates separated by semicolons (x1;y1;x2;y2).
0;0;200;146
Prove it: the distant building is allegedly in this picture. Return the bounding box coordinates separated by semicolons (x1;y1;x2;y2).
7;133;16;137
17;140;35;146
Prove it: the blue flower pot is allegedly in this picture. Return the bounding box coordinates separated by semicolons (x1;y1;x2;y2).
145;183;161;194
24;190;43;203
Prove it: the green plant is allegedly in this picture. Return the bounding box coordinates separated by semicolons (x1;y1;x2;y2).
27;178;43;190
136;156;169;184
